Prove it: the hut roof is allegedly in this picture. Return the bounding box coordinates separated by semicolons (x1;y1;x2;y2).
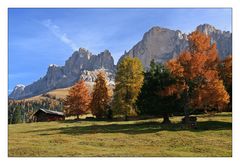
34;108;65;116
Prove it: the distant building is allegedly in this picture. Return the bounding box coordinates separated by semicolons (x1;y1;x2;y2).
33;108;65;122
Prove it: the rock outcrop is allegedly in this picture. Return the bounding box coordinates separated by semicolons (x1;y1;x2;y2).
9;48;115;100
196;24;232;59
9;84;26;100
119;26;188;69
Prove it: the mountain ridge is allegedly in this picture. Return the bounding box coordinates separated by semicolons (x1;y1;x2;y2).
119;23;231;68
9;23;232;100
9;48;116;100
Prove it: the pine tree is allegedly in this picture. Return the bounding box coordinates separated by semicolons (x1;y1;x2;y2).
137;60;182;124
112;56;144;120
64;80;91;119
91;71;112;119
12;107;22;124
219;55;232;111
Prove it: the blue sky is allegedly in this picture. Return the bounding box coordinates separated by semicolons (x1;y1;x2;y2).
8;8;232;92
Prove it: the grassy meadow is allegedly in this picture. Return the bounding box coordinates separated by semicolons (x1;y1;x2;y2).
8;112;232;157
25;82;96;101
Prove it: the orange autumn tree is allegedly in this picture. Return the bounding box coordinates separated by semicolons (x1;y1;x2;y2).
91;71;112;119
165;31;229;121
64;80;91;119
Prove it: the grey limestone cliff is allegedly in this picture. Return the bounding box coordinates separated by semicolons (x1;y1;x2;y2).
9;48;115;100
119;24;232;69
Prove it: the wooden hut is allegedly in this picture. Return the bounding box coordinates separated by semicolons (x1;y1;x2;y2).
33;108;65;122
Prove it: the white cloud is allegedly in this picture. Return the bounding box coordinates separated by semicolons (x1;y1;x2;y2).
42;19;78;51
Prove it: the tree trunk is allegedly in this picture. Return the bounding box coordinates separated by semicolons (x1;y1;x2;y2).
76;114;79;120
107;108;113;120
183;89;190;124
124;103;130;121
183;106;190;124
162;113;171;124
125;114;128;121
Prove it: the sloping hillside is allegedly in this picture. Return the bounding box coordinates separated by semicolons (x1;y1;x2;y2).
25;87;70;101
24;82;96;101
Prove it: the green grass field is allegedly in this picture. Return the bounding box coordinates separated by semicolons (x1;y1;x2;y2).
8;112;232;157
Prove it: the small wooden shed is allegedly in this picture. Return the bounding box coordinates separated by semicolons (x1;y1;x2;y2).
33;108;65;122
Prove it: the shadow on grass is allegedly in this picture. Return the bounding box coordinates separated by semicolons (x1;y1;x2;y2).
60;116;163;123
25;120;232;135
199;113;232;118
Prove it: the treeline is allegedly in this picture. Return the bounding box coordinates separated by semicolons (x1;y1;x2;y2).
8;97;64;124
64;31;232;124
9;30;232;125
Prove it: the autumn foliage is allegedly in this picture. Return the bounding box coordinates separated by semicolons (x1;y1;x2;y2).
165;31;229;116
112;56;144;120
64;80;91;119
62;31;231;123
91;71;112;119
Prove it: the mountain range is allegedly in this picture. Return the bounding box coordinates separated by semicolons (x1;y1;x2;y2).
9;24;232;100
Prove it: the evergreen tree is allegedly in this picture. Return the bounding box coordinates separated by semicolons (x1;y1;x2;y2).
137;60;182;123
219;55;232;111
8;96;65;124
12;108;22;124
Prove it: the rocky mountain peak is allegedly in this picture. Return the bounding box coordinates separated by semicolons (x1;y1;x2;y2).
101;49;111;56
119;26;189;68
47;64;60;72
196;24;218;35
79;47;92;59
14;84;25;90
196;24;232;58
144;26;177;38
10;48;115;100
49;64;58;67
9;84;26;100
147;26;165;33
